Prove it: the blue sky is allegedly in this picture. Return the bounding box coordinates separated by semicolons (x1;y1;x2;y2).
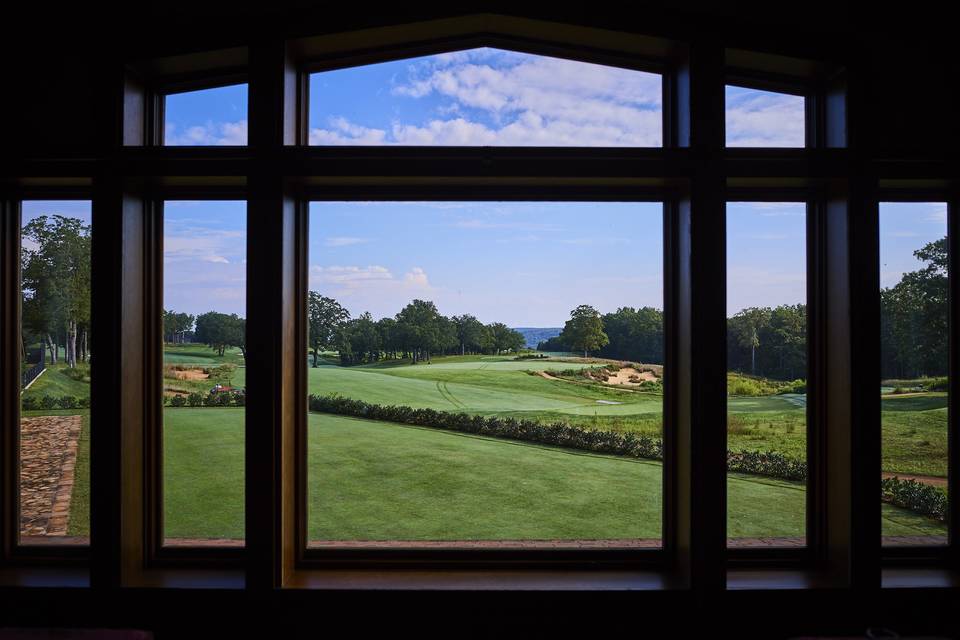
726;202;806;316
159;49;807;148
20;200;949;326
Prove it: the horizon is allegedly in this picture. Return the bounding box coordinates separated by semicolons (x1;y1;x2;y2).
20;200;948;327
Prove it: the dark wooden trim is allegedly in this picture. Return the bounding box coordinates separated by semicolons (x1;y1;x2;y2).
949;192;960;570
0;197;19;565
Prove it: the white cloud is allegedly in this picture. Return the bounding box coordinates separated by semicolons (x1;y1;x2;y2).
324;236;371;247
403;267;430;287
312;48;662;147
165;119;248;146
203;255;230;264
726;91;805;147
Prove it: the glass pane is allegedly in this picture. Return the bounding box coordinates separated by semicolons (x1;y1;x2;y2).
309;48;662;146
880;202;949;546
726;202;807;547
725;85;805;147
20;201;91;545
164;84;248;146
162;201;246;546
307;201;663;548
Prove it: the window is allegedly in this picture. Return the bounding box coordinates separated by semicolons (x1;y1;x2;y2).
1;15;952;597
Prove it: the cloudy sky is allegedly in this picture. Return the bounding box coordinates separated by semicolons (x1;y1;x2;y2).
20;47;947;326
21;199;948;327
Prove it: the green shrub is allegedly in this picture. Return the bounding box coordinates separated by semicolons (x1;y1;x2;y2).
881;477;947;521
40;395;58;410
921;377;949;392
58;396;78;409
232;391;246;406
169;395;187;407
21;396;39;410
186;393;204;407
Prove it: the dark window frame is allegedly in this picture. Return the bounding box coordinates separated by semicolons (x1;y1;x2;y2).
2;16;955;592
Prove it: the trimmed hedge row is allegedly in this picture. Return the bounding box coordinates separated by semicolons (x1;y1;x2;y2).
308;394;811;482
309;393;663;459
881;477;947;522
21;395;90;410
167;391;246;407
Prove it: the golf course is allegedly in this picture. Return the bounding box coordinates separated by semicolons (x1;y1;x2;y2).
20;344;948;544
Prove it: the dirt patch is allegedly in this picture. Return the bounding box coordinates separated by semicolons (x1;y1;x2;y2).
20;415;82;537
170;369;209;381
605;367;657;386
537;371;561;381
164;388;191;398
882;472;947;488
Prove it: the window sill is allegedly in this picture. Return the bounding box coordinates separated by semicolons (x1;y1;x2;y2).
284;568;680;591
0;567;90;588
882;568;960;589
128;568;245;590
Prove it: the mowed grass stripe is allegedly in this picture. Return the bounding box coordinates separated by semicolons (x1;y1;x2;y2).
155;409;944;541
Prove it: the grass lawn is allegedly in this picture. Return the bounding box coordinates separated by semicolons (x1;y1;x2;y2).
17;352;946;542
22;363;90;400
163;344;246;365
155;408;943;541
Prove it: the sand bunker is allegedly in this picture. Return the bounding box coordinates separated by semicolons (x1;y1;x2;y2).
170;369;209;381
604;367;657;386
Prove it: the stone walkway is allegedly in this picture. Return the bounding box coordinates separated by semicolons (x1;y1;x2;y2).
19;415;82;537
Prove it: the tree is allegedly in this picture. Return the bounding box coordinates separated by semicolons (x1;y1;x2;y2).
308;292;350;367
396;299;442;363
559;304;609;358
195;311;245;357
21;214;92;368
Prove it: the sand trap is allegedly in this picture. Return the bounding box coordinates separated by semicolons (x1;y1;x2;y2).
595;400;623;405
604;367;657;386
170;369;208;381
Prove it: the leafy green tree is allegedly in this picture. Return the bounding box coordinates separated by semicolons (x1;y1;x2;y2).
195;311;245;357
21;215;91;368
559;304;609;358
308;292;350;367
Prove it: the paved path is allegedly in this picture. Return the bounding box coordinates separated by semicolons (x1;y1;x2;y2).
20;415;82;537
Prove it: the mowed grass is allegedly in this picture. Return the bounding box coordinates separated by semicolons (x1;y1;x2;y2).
156;409;941;540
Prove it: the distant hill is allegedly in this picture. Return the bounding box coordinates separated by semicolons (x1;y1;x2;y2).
512;327;562;349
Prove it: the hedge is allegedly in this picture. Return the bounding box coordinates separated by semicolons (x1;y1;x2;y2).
881;477;947;522
22;392;246;410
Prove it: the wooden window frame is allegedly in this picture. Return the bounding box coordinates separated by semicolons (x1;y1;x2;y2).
1;14;957;594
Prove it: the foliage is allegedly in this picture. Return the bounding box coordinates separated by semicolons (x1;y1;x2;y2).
559;304;609;358
308;293;350;367
881;477;947;522
163;310;195;344
195;311;245;357
21;214;92;369
169;395;187;407
881;236;948;379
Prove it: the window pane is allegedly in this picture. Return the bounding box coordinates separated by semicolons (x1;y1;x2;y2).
164;84;248;146
307;201;663;548
20;201;91;546
162;201;246;546
880;202;949;546
725;85;805;147
309;48;662;146
726;202;807;547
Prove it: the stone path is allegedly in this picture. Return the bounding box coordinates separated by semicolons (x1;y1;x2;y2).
19;415;82;537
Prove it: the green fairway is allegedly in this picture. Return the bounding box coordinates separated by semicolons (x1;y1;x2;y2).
154;409;943;541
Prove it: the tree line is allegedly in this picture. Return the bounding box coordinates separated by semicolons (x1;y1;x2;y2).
536;235;949;382
308;293;526;366
21;215;91;368
162;310;246;357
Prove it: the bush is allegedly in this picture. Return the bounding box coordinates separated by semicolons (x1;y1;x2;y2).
186;392;204;407
881;477;947;522
40;395;58;410
169;395;187;407
21;396;39;410
727;449;807;481
58;396;78;409
232;391;246;406
921;377;949;392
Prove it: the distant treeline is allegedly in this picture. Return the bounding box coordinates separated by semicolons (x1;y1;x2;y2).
535;236;949;382
309;294;526;366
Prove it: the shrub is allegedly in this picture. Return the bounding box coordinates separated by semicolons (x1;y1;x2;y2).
921;377;948;392
169;395;187;407
881;477;947;522
208;363;237;383
232;391;246;406
58;396;78;409
40;395;58;410
21;396;39;410
186;392;204;407
727;450;807;481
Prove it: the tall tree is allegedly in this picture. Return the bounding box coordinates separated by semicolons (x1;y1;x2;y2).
308;293;350;367
559;304;609;358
